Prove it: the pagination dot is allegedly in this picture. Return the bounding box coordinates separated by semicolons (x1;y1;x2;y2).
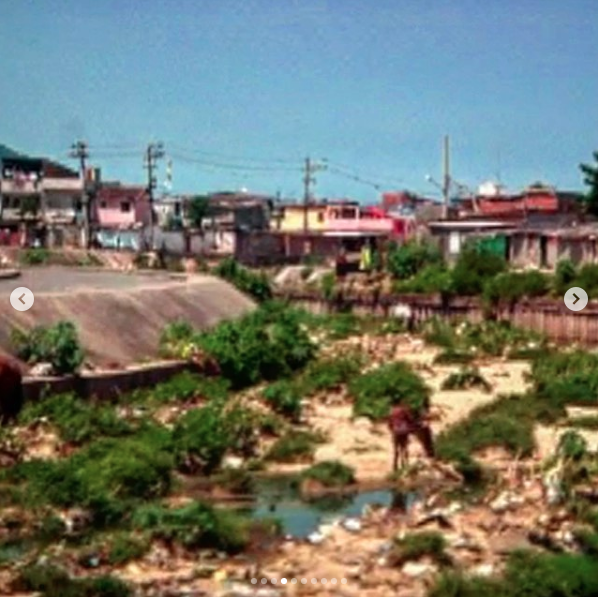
281;578;287;584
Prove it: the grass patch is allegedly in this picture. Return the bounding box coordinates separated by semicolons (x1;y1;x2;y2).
429;550;598;597
568;416;598;430
20;393;132;445
300;460;356;488
266;430;324;463
389;531;451;567
349;362;430;420
441;367;492;392
132;501;252;553
14;563;132;597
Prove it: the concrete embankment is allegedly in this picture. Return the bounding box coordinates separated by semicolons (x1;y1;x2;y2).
0;268;255;366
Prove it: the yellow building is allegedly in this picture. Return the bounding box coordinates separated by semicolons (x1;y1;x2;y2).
274;204;328;232
273;201;360;232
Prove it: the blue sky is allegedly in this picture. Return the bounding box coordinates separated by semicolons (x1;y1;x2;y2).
1;0;597;202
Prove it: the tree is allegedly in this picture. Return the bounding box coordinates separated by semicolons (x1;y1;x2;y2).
187;195;210;229
580;152;598;216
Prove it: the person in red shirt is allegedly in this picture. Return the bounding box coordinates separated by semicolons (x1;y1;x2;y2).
388;403;435;471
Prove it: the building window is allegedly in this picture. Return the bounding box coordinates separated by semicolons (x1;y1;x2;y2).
120;201;131;213
317;212;324;223
100;201;107;209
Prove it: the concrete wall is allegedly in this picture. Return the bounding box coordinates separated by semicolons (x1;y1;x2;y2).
23;360;194;402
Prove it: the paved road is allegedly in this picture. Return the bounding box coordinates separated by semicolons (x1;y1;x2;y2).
0;267;185;295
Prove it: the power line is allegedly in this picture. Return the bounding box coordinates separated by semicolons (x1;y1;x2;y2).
166;143;300;165
168;151;301;172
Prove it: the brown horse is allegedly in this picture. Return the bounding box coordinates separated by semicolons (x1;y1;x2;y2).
388;404;435;471
0;355;24;425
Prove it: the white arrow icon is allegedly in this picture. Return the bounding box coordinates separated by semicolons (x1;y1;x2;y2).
10;287;35;312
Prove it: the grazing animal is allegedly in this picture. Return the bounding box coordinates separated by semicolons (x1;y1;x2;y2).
0;355;24;425
388;404;435;471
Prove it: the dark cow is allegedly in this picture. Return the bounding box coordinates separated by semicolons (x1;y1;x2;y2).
388;404;435;471
0;355;24;425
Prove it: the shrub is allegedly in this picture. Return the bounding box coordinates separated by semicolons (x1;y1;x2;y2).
422;317;458;349
173;402;231;474
483;270;549;308
554;259;577;295
395;263;453;295
20;393;131;445
387;240;443;279
300;352;364;394
436;394;553;467
266;430;323;463
20;248;51;266
213;467;255;495
349;362;430;420
568;416;598;430
158;320;196;358
107;532;150;565
441;367;492;392
531;351;598;406
132;371;229;405
15;430;173;523
434;350;475;365
11;321;85;375
300;461;355;488
450;244;507;296
262;380;303;422
14;564;132;597
577;264;598;298
198;304;316;389
389;531;451;566
213;258;272;302
558;430;588;461
132;501;251;553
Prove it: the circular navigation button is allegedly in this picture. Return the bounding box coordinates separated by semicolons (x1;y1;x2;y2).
10;287;35;312
564;286;588;312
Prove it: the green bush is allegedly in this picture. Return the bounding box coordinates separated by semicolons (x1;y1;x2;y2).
300;460;355;488
266;430;323;463
107;532;150;565
300;353;364;394
434;350;476;365
450;244;507;296
132;501;251;553
441;367;492;392
14;429;173;524
198;304;316;389
430;550;598;597
158;320;197;358
349;362;430;420
11;321;85;375
173;402;231;474
531;351;598;406
20;248;51;266
390;531;450;566
213;258;272;302
387;240;444;279
554;259;577;296
436;393;557;468
262;380;303;422
395;263;453;295
20;393;131;445
129;371;229;405
15;563;132;597
213;467;255;495
483;270;549;308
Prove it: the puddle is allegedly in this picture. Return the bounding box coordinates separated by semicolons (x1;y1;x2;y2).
236;475;418;538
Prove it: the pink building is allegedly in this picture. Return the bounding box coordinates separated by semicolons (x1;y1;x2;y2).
94;183;151;229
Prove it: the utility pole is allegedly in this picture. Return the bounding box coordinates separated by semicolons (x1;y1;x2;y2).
70;140;90;248
144;141;165;250
302;157;326;233
442;134;450;219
